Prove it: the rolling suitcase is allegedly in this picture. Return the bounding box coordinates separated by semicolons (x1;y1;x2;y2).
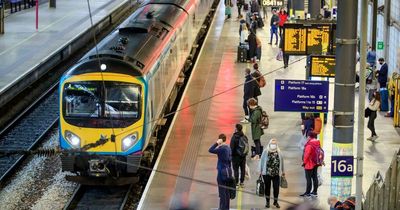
237;45;248;63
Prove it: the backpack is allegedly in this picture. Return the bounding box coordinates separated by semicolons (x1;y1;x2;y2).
312;144;325;166
252;70;266;87
313;117;322;134
260;108;269;129
236;135;249;157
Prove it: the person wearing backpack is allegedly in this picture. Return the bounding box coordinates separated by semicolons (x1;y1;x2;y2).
252;63;266;88
242;68;259;123
230;124;249;187
247;98;264;160
259;138;285;208
300;131;320;197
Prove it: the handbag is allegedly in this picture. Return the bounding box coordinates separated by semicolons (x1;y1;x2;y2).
256;175;265;196
364;107;371;118
280;176;288;188
276;50;283;61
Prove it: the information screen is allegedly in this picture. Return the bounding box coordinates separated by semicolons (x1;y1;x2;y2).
310;55;336;77
307;25;331;54
283;24;307;55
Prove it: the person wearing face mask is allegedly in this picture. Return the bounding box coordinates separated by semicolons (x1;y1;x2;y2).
328;196;343;210
259;139;285;208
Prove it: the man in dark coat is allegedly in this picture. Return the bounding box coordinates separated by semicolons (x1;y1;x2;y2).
377;57;389;111
230;124;249;187
248;30;257;62
242;68;260;123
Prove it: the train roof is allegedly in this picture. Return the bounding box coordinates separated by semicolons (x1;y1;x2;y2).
77;1;194;75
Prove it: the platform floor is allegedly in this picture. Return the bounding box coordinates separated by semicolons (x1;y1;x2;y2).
138;2;400;209
0;0;128;94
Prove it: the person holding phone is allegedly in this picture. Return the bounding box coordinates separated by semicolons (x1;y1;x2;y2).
209;134;232;210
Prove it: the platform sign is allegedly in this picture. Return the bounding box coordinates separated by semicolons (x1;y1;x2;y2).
283;23;307;55
331;156;354;177
274;79;329;113
310;55;336;77
307;24;331;54
377;41;384;50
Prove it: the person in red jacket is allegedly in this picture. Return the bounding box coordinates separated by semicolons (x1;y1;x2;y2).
300;131;320;197
278;8;288;39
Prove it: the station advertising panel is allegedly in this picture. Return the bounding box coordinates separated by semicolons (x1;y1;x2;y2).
310;55;336;77
274;79;329;113
283;23;307;55
307;24;331;54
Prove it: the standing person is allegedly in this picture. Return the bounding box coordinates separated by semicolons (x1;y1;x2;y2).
237;0;245;18
225;0;233;20
240;24;249;46
230;124;249;187
376;58;389;111
385;72;398;117
259;139;285;208
260;0;268;19
208;134;232;210
269;9;279;45
366;46;377;68
279;38;289;68
278;8;288;39
367;92;381;141
251;63;264;92
250;0;260;14
247;98;264;160
242;68;260;123
248;30;258;63
300;131;320;197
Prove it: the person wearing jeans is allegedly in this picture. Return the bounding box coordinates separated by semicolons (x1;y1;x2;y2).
301;131;320;197
259;139;285;208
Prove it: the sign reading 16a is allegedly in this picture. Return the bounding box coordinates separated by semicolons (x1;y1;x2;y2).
331;156;354;177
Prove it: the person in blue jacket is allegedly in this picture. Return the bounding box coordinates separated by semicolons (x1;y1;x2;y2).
209;134;232;210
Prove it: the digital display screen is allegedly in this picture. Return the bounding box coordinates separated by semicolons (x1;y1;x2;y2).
307;25;331;54
283;24;307;55
310;55;336;77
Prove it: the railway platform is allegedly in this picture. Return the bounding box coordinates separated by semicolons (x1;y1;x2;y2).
0;0;131;107
138;1;400;209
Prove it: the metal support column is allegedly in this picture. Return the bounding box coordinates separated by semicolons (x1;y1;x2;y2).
308;0;321;18
331;0;358;201
371;0;377;50
49;0;56;8
383;0;390;60
0;0;4;34
292;0;304;18
356;0;368;209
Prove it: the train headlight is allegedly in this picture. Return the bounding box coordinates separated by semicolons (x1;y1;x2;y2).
65;130;81;148
122;132;138;151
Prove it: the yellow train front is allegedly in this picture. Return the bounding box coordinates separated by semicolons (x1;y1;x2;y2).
59;58;147;185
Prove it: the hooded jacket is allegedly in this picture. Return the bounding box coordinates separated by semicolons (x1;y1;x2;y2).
230;131;248;158
303;138;320;170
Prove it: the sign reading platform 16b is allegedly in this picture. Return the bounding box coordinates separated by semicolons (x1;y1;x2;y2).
331;156;353;177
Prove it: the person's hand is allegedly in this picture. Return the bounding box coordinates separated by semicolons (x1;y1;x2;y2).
282;173;285;177
216;139;223;145
301;163;305;167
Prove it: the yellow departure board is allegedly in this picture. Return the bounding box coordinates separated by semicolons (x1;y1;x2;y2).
283;24;307;55
310;55;336;77
307;25;331;54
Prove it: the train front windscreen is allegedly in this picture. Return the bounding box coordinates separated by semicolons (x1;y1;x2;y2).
63;81;141;128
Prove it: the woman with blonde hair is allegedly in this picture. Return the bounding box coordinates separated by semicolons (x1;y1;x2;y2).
259;138;285;208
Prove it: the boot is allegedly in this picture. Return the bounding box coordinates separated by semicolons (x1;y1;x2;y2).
273;199;280;208
265;199;270;208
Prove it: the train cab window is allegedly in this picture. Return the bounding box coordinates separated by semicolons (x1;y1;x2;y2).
63;81;141;128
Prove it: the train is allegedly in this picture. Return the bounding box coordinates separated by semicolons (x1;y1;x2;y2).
59;0;217;185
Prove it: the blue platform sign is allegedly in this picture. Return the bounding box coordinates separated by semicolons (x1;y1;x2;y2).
331;156;354;177
274;79;329;112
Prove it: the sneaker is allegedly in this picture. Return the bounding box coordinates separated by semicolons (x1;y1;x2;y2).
240;118;249;123
240;183;245;188
372;135;379;141
268;42;272;45
273;201;280;208
310;192;318;197
265;202;270;208
367;136;374;141
299;193;310;197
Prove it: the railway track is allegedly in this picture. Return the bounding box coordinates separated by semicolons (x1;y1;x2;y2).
64;184;133;210
0;84;59;184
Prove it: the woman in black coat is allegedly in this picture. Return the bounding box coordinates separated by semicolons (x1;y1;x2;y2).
248;30;257;62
